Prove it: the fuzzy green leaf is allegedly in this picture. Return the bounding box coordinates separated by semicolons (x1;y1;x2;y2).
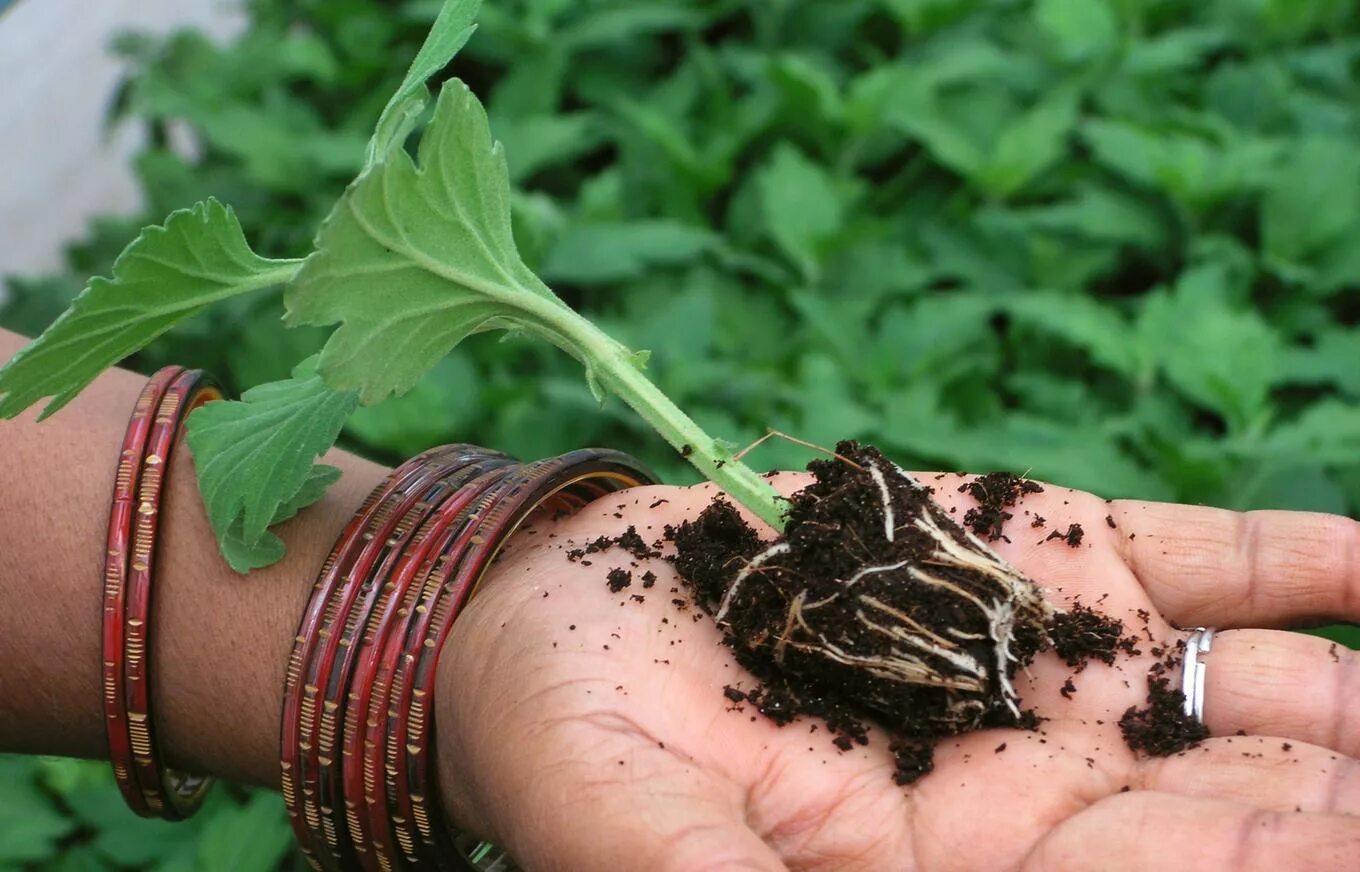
287;79;586;405
186;357;358;568
0;199;300;420
366;0;480;167
216;464;343;572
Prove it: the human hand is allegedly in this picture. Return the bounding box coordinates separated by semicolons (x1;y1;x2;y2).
435;475;1360;870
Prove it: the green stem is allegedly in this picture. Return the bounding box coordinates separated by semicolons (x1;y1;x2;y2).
557;315;788;532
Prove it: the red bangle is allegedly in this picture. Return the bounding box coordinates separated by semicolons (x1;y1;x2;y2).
103;367;220;820
349;460;518;869
284;444;654;871
387;449;654;867
283;447;512;869
313;453;514;871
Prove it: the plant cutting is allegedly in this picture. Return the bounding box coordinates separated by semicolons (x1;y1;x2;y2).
0;0;1191;780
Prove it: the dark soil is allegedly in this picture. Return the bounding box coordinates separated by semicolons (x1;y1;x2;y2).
957;472;1044;542
1049;604;1126;670
1044;523;1084;547
672;442;1055;782
629;441;1201;782
1118;643;1209;755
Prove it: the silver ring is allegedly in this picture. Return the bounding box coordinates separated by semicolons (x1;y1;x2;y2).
1181;627;1216;722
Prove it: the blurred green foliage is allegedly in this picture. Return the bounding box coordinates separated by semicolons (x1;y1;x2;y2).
3;0;1359;867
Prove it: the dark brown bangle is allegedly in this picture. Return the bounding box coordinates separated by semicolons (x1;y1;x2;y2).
285;443;653;871
388;449;656;867
315;452;515;871
350;459;517;869
284;446;479;869
103;366;219;820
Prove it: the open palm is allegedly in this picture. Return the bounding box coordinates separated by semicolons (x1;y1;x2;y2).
436;474;1360;871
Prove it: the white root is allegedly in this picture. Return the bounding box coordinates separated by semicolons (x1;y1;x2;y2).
867;462;895;542
842;559;910;590
713;541;790;624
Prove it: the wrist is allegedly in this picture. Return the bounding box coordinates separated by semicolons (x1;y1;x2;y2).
152;444;389;786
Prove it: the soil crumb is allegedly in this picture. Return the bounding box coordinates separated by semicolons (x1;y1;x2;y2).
1049;603;1126;670
1118;645;1209;755
1045;523;1084;548
957;472;1044;542
606;568;632;592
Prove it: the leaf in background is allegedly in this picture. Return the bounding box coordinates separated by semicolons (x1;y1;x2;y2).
1257;400;1360;465
345;355;479;456
1014;182;1168;251
1137;264;1280;431
287;80;624;405
1280;328;1360;396
977;85;1080;196
768;53;845;124
366;0;481;167
540;220;715;284
756;143;845;280
559;3;705;51
1035;0;1119;62
0;200;299;420
0;759;73;864
881;384;1166;499
1082;120;1281;210
1232;464;1350;514
194;793;292;872
1004;291;1138;376
1261;136;1360;274
494;112;600;183
792;353;877;447
186;356;358;569
1121;27;1229;76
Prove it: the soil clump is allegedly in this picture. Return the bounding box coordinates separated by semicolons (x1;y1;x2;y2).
672;442;1056;782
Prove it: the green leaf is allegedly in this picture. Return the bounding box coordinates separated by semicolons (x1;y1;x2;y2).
978;86;1080;197
1015;183;1168;251
366;0;481;168
194;794;292;872
1082;120;1281;210
0;759;72;863
287;79;585;405
540;220;715;285
186;356;358;568
1280;328;1360;397
1261;136;1360;268
495;112;600;183
1004;291;1138;376
1035;0;1119;62
1137;265;1280;430
1257;401;1360;465
756;143;845;280
0;199;299;420
217;464;343;572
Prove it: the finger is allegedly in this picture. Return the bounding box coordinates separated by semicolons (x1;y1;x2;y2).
1112;500;1360;628
1203;630;1360;757
1022;791;1360;871
1139;737;1360;814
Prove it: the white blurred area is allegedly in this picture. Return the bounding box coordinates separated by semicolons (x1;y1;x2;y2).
0;0;243;286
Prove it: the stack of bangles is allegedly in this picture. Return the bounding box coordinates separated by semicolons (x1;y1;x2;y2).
102;366;656;869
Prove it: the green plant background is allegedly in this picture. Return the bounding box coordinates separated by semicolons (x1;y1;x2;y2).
3;0;1359;867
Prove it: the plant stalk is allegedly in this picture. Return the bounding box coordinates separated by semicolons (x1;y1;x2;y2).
559;316;788;531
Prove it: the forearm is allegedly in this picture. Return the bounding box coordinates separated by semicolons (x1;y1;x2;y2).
0;327;389;787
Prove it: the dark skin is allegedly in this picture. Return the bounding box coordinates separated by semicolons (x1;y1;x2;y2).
2;327;1358;870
